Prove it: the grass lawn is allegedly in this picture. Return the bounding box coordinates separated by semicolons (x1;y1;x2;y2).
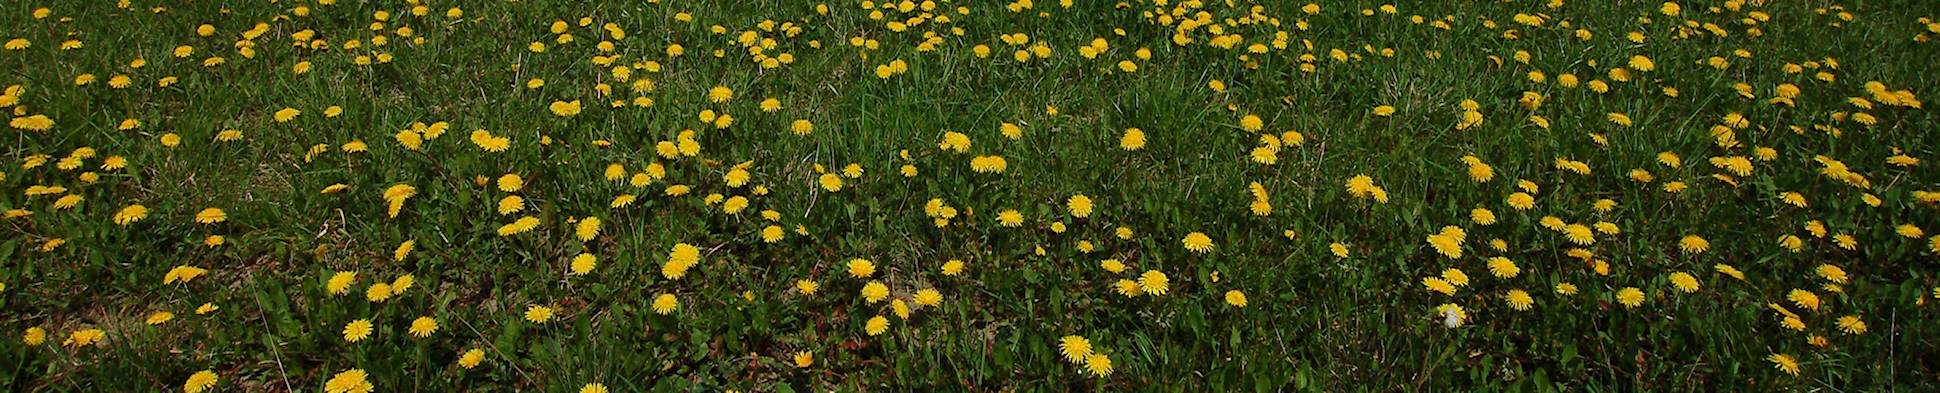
3;0;1939;391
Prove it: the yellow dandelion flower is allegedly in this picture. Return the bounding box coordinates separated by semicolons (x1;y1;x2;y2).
865;315;889;336
1120;128;1147;150
342;319;373;342
1085;353;1114;376
113;204;149;225
524;305;555;324
575;216;602;241
1225;290;1248;307
1678;235;1709;254
1767;354;1800;376
324;369;373;393
409;317;438;337
652;293;679;315
1058;335;1092;363
861;281;890;303
1669;272;1700;293
1182;232;1214;253
326;271;357;295
458;349;486;369
1788;289;1820;312
1238;114;1264;131
1837;315;1867;335
183;370;219;393
146;311;175;325
1138;270;1170;296
562;253;597;276
1486;257;1519;278
847;258;876;278
1616;287;1645;308
1504;289;1534;311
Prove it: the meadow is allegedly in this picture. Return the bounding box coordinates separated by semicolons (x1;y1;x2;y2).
3;0;1939;391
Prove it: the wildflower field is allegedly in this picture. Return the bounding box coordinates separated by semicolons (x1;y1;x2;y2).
4;0;1940;391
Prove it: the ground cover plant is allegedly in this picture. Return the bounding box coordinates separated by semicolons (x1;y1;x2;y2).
3;0;1939;391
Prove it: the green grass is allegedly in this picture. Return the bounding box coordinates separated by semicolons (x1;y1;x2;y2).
3;0;1939;391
